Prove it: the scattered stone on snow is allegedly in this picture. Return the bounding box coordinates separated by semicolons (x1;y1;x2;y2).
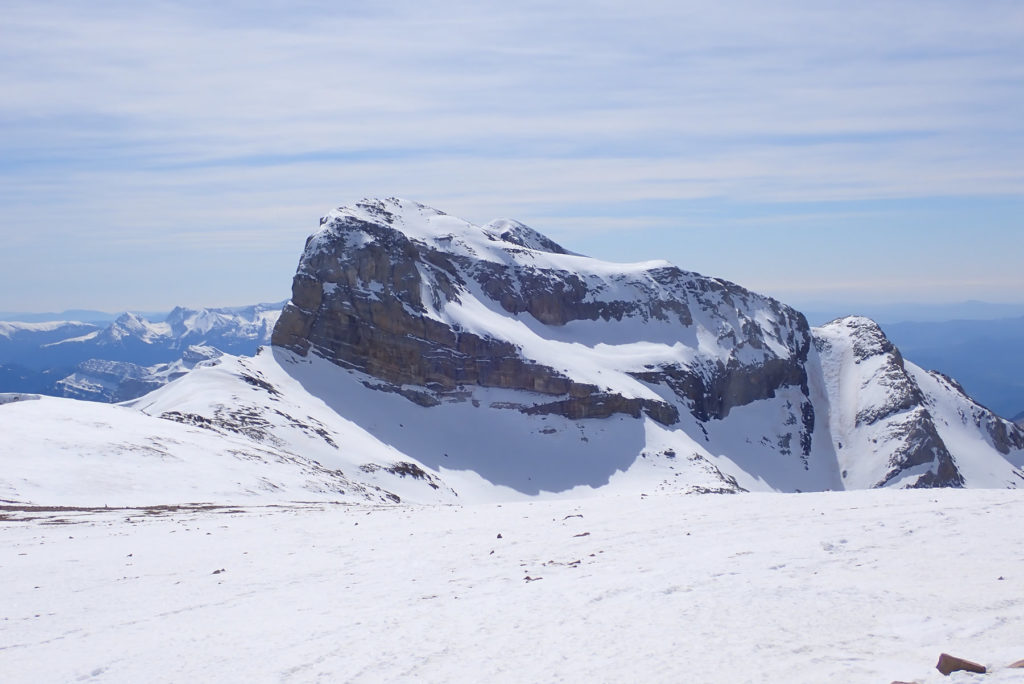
935;653;986;676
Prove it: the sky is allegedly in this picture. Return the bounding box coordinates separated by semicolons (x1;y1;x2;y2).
1;0;1022;313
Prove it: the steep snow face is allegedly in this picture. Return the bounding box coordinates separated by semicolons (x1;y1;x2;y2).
813;316;1024;489
273;197;829;493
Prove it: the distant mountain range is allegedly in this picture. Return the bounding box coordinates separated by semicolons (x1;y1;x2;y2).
0;303;282;401
0;309;169;324
800;301;1024;326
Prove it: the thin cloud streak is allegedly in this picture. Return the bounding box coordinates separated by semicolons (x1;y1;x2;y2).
1;1;1022;309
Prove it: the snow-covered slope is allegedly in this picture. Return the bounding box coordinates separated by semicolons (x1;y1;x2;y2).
3;490;1024;683
130;348;753;503
5;340;827;508
814;316;1024;489
0;386;413;507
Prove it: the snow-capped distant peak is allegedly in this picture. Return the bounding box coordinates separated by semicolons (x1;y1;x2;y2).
113;311;148;330
0;320;96;339
106;312;168;343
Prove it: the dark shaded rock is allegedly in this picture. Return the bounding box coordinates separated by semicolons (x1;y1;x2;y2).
989;417;1024;454
273;215;585;400
877;409;964;489
630;355;810;423
935;652;986;675
522;390;679;425
383;462;441;489
272;198;813;429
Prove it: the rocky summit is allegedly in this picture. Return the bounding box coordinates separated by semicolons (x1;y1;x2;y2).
273;198;811;426
264;197;1024;494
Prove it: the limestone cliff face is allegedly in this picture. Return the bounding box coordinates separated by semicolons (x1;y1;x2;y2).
261;198;1024;492
272;198;816;442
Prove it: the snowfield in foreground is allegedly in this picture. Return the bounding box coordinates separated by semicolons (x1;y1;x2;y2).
2;489;1022;683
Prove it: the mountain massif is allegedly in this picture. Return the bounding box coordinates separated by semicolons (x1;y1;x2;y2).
2;198;1022;505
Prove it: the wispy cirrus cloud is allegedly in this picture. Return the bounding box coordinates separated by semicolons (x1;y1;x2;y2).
1;0;1022;309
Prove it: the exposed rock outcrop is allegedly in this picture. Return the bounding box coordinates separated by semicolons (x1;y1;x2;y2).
272;197;813;436
268;198;1024;492
813;316;1024;489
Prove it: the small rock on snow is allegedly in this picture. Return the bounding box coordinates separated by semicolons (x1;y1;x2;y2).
935;653;986;676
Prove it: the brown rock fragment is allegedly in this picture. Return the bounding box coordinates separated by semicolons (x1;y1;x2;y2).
936;653;986;676
1008;658;1024;668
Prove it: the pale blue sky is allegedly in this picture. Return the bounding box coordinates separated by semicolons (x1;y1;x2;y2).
1;1;1022;312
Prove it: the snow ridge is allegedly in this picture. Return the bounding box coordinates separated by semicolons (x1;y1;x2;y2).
814;316;1024;489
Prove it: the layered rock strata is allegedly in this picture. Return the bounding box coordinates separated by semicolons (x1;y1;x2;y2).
273;198;813;439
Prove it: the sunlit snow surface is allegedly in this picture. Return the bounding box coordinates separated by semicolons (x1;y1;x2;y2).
3;200;1023;681
2;490;1022;683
